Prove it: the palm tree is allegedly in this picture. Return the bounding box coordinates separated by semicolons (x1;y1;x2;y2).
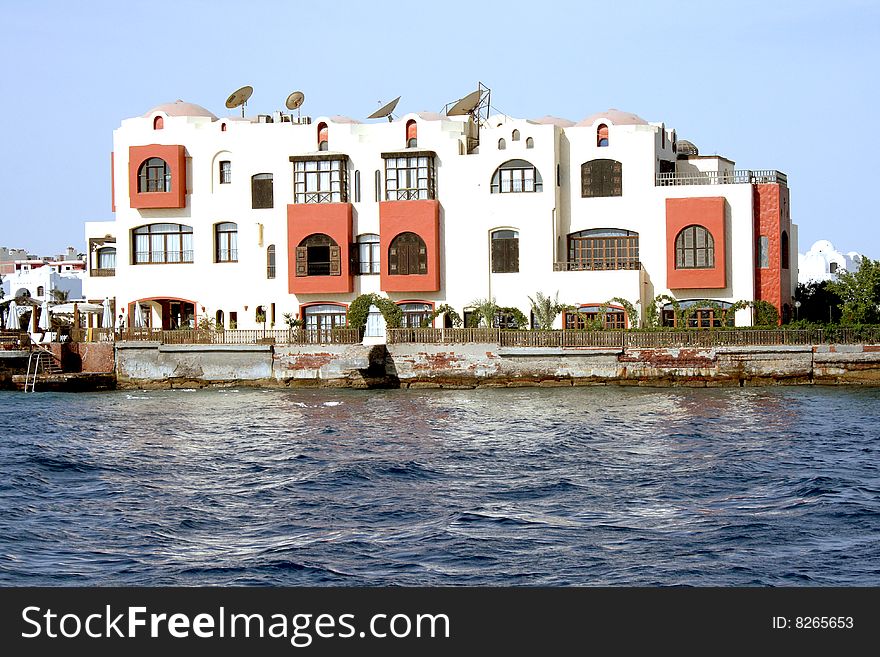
51;288;70;304
528;291;567;329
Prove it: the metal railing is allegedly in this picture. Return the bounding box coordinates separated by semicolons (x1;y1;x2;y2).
656;169;787;187
387;328;880;347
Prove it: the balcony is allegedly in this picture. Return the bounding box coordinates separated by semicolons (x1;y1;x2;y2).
90;268;116;277
553;260;641;272
656;169;787;187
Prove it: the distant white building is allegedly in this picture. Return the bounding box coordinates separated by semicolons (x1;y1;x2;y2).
1;258;85;302
798;240;862;285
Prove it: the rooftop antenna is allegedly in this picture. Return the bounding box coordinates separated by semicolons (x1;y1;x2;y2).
367;96;401;122
285;90;305;122
225;85;253;118
444;82;491;153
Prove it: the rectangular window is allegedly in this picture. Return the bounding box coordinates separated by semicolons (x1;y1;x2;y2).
252;174;274;209
219;160;232;184
384;156;435;200
358;240;380;274
758;235;769;268
293;159;347;203
567;235;639;270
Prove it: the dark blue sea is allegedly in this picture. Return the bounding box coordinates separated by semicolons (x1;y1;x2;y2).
0;386;878;586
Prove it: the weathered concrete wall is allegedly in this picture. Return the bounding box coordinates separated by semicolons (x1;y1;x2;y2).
48;342;115;373
112;341;880;389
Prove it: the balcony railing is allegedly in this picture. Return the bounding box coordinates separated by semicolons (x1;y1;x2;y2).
109;328;362;345
90;268;116;277
134;251;194;264
656;169;787;187
553;261;641;272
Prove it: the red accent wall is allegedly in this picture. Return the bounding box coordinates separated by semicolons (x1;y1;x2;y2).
753;183;791;322
666;197;726;289
111;151;115;212
380;200;441;292
287;203;353;294
129;144;187;209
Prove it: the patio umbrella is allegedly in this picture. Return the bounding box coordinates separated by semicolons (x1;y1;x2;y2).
102;297;113;329
4;300;18;330
133;303;146;328
39;300;51;331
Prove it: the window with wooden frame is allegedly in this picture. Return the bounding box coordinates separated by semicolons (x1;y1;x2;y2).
137;158;171;192
215;222;238;263
581;159;622;197
295;234;341;277
219;160;232;184
399;302;432;328
406;120;418;148
675;225;715;269
491;229;519;273
384;155;435;200
303;303;347;338
388;232;427;275
293;158;347;204
355;234;380;275
662;300;734;328
132;223;193;264
266;244;276;279
567;229;639;271
251;173;273;209
490;159;543;193
565;305;627;329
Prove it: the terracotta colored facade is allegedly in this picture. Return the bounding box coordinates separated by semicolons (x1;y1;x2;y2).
128;144;187;209
665;197;727;289
753;183;792;321
287;203;354;294
379;200;441;292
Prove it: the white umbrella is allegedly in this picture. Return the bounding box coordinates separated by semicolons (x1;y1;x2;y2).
102;297;113;329
4;300;18;330
39;300;51;331
133;303;146;328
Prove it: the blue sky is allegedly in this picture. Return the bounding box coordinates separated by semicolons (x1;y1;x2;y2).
1;0;877;259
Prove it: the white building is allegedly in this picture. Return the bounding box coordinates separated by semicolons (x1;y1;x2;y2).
2;258;84;302
83;95;796;333
798;240;862;285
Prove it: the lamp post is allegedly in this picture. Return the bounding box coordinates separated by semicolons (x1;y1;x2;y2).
794;300;801;321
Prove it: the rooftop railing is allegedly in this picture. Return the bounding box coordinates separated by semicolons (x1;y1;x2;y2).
656;169;787;186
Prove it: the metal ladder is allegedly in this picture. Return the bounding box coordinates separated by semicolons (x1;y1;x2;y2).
24;347;63;392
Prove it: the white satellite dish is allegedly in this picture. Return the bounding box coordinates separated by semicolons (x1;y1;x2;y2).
446;89;482;116
225;85;253;117
286;90;305;111
367;96;401;122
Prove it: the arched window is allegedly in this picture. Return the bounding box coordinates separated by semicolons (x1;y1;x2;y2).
581;159;622;197
220;122;227;132
389;232;427;275
399;302;433;328
356;234;380;274
490;159;543;193
295;234;341;277
566;229;639;271
36;286;45;297
215;222;238;263
266;244;276;279
96;247;116;271
153;116;164;130
498;138;506;150
662;300;734;328
491;229;519;273
302;303;347;340
132;224;193;264
526;137;534;149
251;173;273;209
317;122;328;151
137;158;171;192
565;304;627;330
675;225;715;269
597;123;609;147
354;169;361;202
406;119;418;147
781;231;790;269
255;305;267;324
215;310;224;328
511;129;520;141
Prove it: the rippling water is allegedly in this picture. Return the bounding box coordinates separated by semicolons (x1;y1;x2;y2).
1;386;878;586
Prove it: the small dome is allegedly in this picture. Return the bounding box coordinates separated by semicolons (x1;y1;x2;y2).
329;115;362;124
810;240;835;254
576;108;648;127
676;139;699;156
529;115;575;127
144;100;217;119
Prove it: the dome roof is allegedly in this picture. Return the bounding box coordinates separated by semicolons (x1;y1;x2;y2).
529;115;576;127
144;100;217;119
676;139;699;156
576;108;648;127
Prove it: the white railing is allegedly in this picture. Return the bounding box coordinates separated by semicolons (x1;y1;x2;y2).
656;169;787;186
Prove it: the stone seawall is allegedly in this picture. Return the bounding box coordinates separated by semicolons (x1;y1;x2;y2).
112;341;880;389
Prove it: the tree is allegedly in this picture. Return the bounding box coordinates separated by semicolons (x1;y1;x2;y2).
794;281;842;323
528;291;568;329
51;288;70;303
467;298;499;328
826;257;880;324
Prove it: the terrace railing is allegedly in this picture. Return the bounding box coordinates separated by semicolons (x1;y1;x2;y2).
656;169;787;187
386;327;502;344
109;327;361;345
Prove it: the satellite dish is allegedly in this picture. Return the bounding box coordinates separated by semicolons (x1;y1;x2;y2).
367;96;401;122
225;85;253;117
446;89;482;116
286;91;305;111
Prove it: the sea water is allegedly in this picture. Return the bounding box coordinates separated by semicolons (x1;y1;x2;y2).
0;386;878;586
